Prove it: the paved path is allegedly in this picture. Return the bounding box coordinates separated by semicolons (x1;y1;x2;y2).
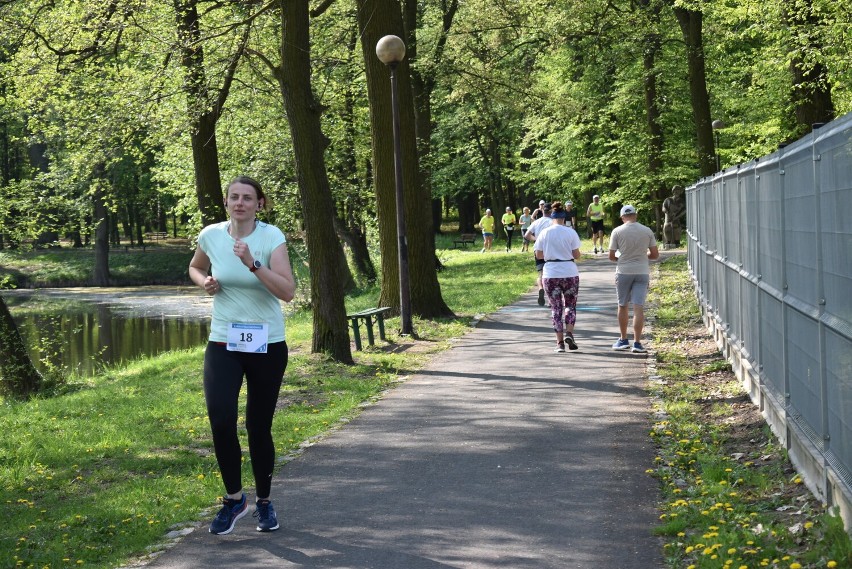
144;256;663;568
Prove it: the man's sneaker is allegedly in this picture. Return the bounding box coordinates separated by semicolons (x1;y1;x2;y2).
538;289;545;306
253;499;280;532
632;342;647;353
209;494;248;535
594;247;598;254
565;334;578;351
554;342;565;353
612;338;631;350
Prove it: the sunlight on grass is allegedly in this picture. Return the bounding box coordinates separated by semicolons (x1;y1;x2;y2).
648;255;852;569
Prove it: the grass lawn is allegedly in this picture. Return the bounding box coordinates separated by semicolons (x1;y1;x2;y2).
1;243;541;569
2;244;848;569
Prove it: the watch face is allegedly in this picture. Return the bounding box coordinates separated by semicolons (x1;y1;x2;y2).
253;260;262;269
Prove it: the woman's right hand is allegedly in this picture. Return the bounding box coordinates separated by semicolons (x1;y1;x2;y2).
203;276;220;295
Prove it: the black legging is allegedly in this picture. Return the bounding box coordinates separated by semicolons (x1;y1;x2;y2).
505;227;514;250
203;341;288;499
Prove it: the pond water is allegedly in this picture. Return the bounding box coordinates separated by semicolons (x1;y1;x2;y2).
4;286;213;378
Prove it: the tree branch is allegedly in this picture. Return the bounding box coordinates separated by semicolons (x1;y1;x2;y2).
310;0;338;18
214;23;251;120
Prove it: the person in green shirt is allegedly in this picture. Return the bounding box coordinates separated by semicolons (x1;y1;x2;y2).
477;209;495;252
501;207;517;252
586;194;606;254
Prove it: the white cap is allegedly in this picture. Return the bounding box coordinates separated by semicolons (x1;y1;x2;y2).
593;194;600;199
620;204;637;216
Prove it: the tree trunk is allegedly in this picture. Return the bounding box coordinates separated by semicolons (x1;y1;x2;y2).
641;0;667;235
277;0;353;362
336;25;376;284
92;173;111;286
0;294;42;398
404;0;458;236
189;112;226;225
673;7;716;178
457;193;478;233
173;0;234;226
334;217;376;284
784;0;834;139
356;0;453;319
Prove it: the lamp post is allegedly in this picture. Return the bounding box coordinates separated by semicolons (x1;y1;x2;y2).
376;35;413;336
712;119;726;172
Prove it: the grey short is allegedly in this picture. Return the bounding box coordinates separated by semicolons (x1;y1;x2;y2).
615;273;650;306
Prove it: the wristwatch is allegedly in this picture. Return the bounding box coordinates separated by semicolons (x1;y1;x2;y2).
249;259;262;273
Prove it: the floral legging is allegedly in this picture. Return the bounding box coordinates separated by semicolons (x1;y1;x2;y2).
543;276;580;333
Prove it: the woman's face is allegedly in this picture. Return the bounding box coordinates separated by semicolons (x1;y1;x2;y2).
226;182;263;220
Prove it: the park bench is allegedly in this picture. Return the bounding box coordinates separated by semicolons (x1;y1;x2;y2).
111;243;147;253
347;307;391;350
453;233;478;248
145;231;169;241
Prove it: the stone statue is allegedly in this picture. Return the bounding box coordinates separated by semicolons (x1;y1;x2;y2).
662;185;685;248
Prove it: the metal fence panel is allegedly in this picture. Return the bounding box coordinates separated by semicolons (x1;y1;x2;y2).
826;328;852;487
786;308;823;445
685;113;852;522
756;154;784;293
742;279;759;363
722;171;741;266
816;121;852;329
740;162;760;276
739;161;760;363
782;141;819;308
759;291;785;397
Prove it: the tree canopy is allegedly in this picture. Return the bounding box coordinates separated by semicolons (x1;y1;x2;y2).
1;0;850;308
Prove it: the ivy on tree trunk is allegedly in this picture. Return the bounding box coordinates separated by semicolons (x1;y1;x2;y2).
0;294;42;399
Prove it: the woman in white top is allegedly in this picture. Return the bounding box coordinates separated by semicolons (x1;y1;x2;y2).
189;176;296;535
534;201;582;352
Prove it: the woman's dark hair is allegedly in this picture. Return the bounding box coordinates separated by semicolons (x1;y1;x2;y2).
226;176;267;209
550;201;564;213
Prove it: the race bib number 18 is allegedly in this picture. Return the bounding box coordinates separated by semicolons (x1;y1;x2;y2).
227;322;269;353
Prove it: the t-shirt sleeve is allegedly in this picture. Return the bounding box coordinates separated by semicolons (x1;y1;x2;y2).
647;228;657;247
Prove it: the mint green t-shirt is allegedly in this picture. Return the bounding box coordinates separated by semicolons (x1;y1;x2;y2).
198;221;287;343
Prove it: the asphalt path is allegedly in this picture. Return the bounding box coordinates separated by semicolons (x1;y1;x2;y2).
143;255;664;569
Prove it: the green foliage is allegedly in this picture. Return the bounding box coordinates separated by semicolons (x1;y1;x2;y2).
3;0;852;246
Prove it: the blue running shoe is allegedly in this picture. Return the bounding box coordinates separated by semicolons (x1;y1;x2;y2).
209;494;248;535
253;499;280;532
632;342;647;353
612;338;631;350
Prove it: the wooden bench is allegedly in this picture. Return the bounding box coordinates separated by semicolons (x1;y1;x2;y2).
453;233;478;248
347;307;391;350
145;231;169;241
